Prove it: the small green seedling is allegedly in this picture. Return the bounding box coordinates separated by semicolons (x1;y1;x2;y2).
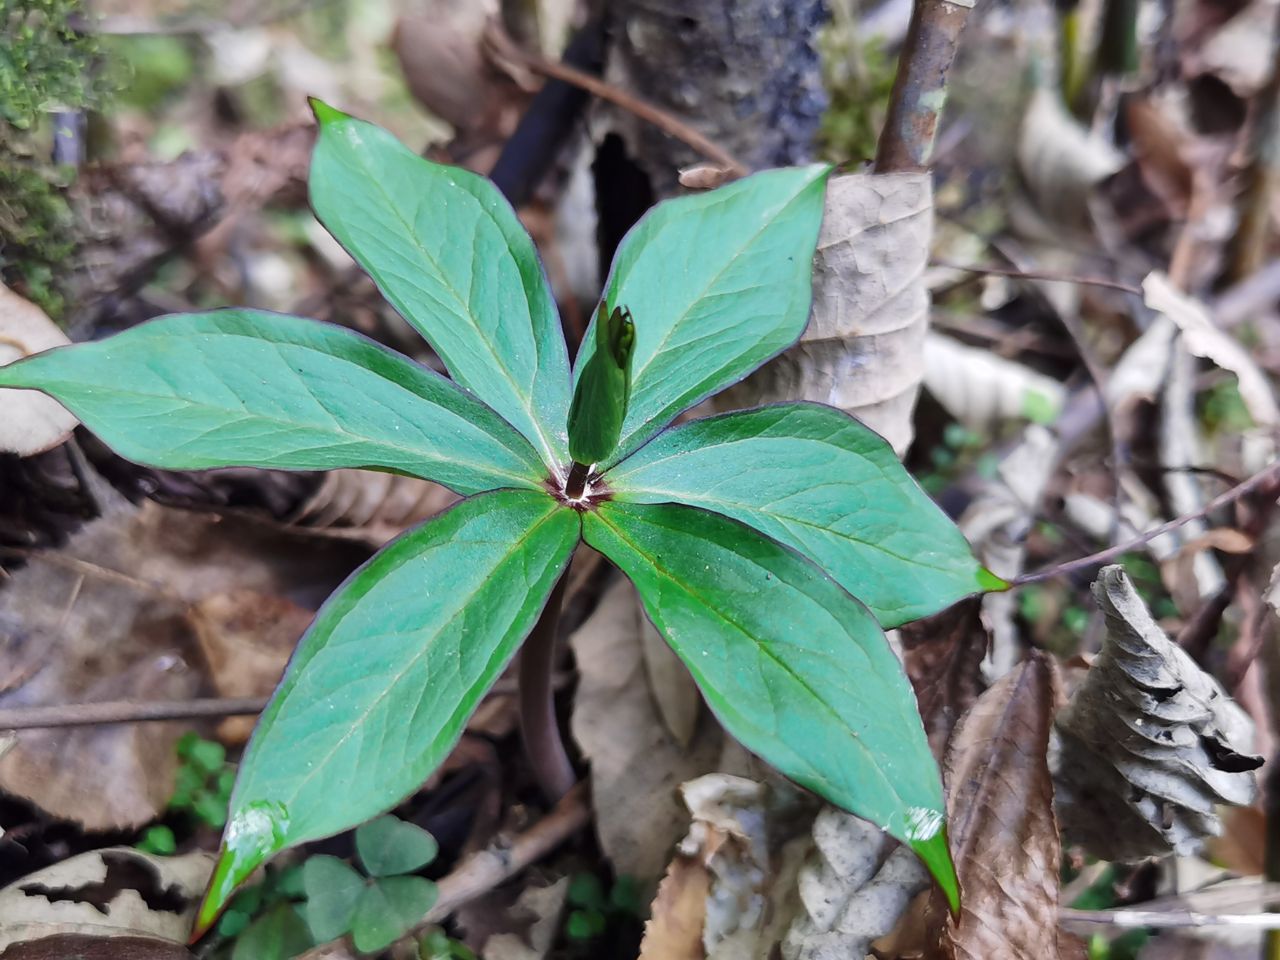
302;815;439;954
0;101;1003;931
172;732;235;829
418;928;477;960
216;863;310;960
563;872;643;945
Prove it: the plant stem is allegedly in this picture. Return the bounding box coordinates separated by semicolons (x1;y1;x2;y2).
564;460;590;500
874;0;977;173
519;575;576;802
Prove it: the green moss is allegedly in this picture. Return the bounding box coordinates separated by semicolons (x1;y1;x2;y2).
0;0;117;317
817;10;898;164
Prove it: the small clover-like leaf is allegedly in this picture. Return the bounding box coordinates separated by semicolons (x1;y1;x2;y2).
302;855;365;941
351;876;438;954
356;815;439;877
231;903;313;960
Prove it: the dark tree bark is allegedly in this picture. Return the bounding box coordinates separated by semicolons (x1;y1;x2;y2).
601;0;829;198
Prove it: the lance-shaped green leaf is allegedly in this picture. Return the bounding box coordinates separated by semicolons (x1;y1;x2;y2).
309;101;571;467
576;164;830;468
581;500;958;909
606;403;1003;627
568;303;635;466
0;310;546;495
196;490;580;933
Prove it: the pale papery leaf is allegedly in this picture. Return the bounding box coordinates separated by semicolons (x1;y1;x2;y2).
0;849;212;950
929;651;1080;960
923;332;1065;430
1144;271;1280;427
568;578;723;882
284;469;459;545
720;172;932;454
0;284;77;457
1054;567;1262;860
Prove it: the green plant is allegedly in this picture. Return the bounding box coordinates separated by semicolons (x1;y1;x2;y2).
0;101;1003;931
302;814;439;954
563;872;643;945
216;864;311;960
171;731;236;829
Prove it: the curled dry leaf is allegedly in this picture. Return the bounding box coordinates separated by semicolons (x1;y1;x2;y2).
1016;87;1124;231
284;469;458;545
480;877;569;960
1144;271;1280;427
923;332;1065;431
0;285;77;457
0;848;212;950
929;651;1081;960
569;578;723;882
722;173;932;454
1055;566;1263;860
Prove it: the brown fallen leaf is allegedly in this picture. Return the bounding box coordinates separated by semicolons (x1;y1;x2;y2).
0;848;212;950
722;172;932;454
284;469;458;545
0;285;77;457
1055;566;1262;860
569;578;724;883
901;597;989;758
638;855;709;960
187;589;312;744
929;651;1080;960
0;498;361;828
0;935;196;959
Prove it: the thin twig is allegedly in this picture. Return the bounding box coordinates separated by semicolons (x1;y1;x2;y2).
519;576;577;802
875;0;978;172
1060;907;1280;929
1014;459;1280;586
0;696;269;730
418;781;591;928
931;259;1143;295
484;23;747;177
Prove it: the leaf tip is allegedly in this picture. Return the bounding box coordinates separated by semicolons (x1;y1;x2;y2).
908;822;960;917
192;800;291;940
308;97;349;127
976;566;1011;593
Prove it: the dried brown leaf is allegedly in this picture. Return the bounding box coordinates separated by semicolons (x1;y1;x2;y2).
1055;566;1262;860
722;173;932;454
569;579;723;882
639;856;709;960
284;470;458;545
930;651;1076;960
0;499;360;828
923;332;1065;431
0;285;76;457
901;597;989;758
187;589;311;744
0;848;211;950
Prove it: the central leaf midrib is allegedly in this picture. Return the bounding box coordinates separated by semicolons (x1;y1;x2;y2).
594;509;909;809
246;503;563;822
335;141;558;467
